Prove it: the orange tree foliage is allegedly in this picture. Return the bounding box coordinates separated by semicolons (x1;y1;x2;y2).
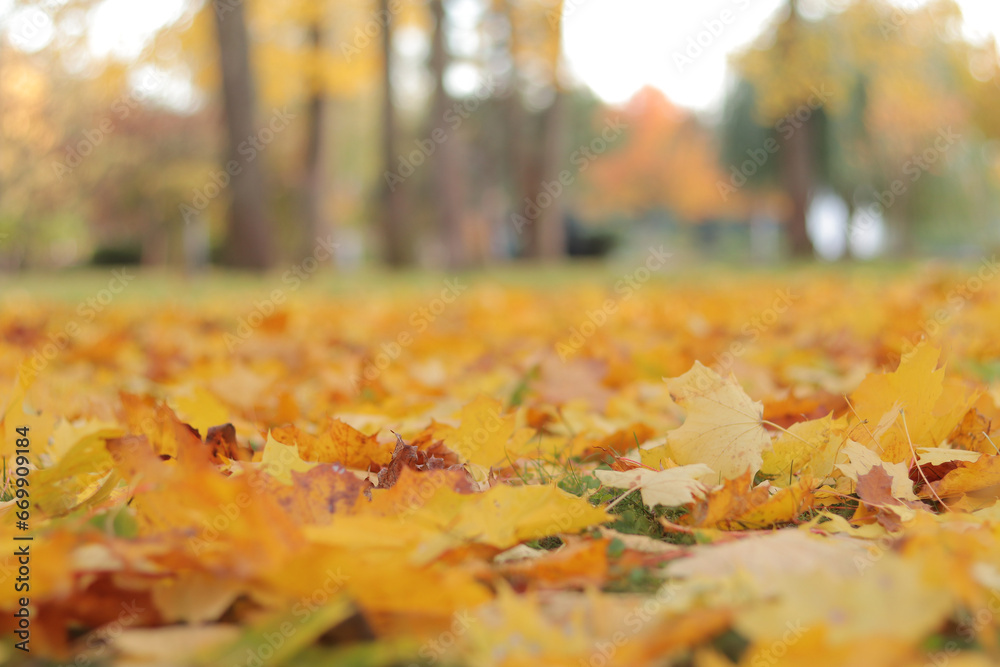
583;87;742;223
2;263;1000;665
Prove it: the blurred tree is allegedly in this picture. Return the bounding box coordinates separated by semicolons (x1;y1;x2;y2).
428;0;467;267
213;0;274;269
502;0;567;259
378;0;412;267
729;0;995;257
169;0;393;263
9;0;1000;268
300;6;328;261
0;44;63;268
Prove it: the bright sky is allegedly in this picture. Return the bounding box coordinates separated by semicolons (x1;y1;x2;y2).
2;0;999;113
561;0;1000;112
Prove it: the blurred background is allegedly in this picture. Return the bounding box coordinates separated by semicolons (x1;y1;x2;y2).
2;0;1000;272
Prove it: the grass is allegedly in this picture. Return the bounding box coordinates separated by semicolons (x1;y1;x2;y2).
0;458;13;502
0;257;980;304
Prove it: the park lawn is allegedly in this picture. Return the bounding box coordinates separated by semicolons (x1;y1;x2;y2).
1;259;1000;666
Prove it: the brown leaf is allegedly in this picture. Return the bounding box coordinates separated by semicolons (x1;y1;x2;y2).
590;422;655;458
272;465;369;525
376;433;461;489
928;455;1000;500
856;465;926;531
948;408;995;455
204;423;253;463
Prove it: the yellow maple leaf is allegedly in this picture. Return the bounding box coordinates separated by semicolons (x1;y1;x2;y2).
449;484;610;548
32;430;120;517
170;386;231;438
684;470;814;530
664;362;773;480
259;430;316;484
439;396;535;468
761;413;848;486
848;343;977;463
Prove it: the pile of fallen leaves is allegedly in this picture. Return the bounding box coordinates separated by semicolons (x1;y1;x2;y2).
2;265;1000;666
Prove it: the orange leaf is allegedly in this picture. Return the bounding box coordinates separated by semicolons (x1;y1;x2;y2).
272;418;392;469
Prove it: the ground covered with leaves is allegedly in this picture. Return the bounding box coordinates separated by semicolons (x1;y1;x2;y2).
2;262;1000;666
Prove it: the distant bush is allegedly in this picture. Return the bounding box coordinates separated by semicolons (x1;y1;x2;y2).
90;244;143;266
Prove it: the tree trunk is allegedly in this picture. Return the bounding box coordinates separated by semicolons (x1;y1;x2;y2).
499;0;535;259
780;130;814;258
504;90;534;256
213;0;273;270
777;95;814;258
379;0;412;267
885;189;914;257
522;91;567;259
842;195;856;260
301;20;329;261
141;217;168;265
429;0;466;268
776;0;815;259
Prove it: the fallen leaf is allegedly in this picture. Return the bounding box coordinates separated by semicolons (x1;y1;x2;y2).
272;418;392;470
594;464;713;508
664;362;773;480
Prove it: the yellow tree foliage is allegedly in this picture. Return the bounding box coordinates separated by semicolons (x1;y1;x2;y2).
734;0;978;158
501;0;565;87
170;0;395;108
